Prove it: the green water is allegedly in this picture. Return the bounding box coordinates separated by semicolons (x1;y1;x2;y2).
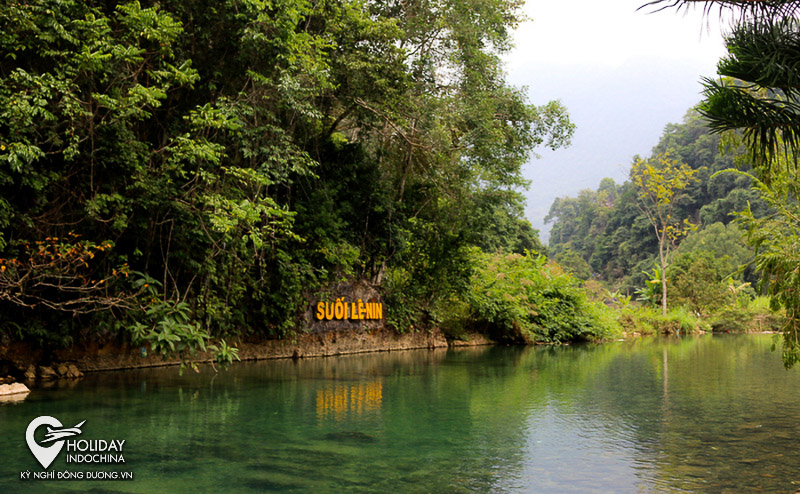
2;334;800;493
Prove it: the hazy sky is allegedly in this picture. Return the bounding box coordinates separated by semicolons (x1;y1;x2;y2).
504;0;728;242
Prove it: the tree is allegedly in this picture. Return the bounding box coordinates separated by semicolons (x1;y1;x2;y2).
0;0;575;354
731;165;800;366
630;153;699;315
554;247;593;280
678;221;756;284
643;0;800;365
668;250;734;315
544;108;764;294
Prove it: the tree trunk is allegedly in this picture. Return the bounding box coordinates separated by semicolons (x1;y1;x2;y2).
660;239;668;316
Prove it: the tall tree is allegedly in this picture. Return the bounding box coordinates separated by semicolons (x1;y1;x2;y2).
630;153;698;315
644;0;800;365
0;0;574;353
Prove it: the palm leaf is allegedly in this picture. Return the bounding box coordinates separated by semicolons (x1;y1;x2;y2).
639;1;800;19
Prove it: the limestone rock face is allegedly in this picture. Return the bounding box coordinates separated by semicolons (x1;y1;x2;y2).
307;280;385;334
57;363;70;376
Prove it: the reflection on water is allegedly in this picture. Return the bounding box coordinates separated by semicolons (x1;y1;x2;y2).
316;382;383;421
0;393;28;404
1;335;800;493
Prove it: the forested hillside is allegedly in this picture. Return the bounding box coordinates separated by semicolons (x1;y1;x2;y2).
545;109;767;294
1;0;625;359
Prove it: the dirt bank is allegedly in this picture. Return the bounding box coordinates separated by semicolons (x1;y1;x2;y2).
0;327;481;377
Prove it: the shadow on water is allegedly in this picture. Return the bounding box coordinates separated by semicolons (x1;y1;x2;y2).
322;431;377;443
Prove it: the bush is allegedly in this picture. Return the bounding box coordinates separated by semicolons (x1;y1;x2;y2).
668;251;731;316
463;250;620;343
619;304;709;335
709;296;783;333
656;306;710;333
618;305;660;335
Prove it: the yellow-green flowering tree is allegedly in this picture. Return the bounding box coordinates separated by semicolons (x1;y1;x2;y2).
631;153;699;315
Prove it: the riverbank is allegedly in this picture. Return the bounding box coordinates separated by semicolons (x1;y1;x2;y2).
0;328;496;382
0;298;782;383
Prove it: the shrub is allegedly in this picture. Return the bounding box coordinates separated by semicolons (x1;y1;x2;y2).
463;250;619;343
619;304;709;334
709;296;783;333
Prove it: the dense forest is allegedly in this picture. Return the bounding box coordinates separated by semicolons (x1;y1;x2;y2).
546;109;766;296
4;0;800;368
542;106;790;337
0;0;623;362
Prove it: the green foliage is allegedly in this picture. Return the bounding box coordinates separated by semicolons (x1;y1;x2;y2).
710;306;753;333
126;277;240;368
553;247;592;280
668;250;732;315
657;306;712;334
662;222;758;317
546;109;766;295
13;0;796;365
617;304;660;335
700;17;800;170
643;2;800;169
383;217;474;332
131;299;210;362
679;222;756;282
464;250;619;344
734;165;800;366
644;0;800;365
436;295;473;341
0;0;573;357
631;151;699;315
211;339;240;367
618;304;709;335
634;264;663;307
0;0;323;346
708;295;783;333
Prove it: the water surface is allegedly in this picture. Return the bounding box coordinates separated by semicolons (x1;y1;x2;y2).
2;334;800;492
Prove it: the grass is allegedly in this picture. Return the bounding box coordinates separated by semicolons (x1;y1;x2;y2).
618;304;709;335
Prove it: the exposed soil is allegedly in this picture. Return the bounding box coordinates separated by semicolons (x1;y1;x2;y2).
0;280;495;381
446;332;494;347
0;327;470;378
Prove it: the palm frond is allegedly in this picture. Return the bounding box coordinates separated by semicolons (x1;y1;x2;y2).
700;77;800;168
639;1;800;20
720;18;800;97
